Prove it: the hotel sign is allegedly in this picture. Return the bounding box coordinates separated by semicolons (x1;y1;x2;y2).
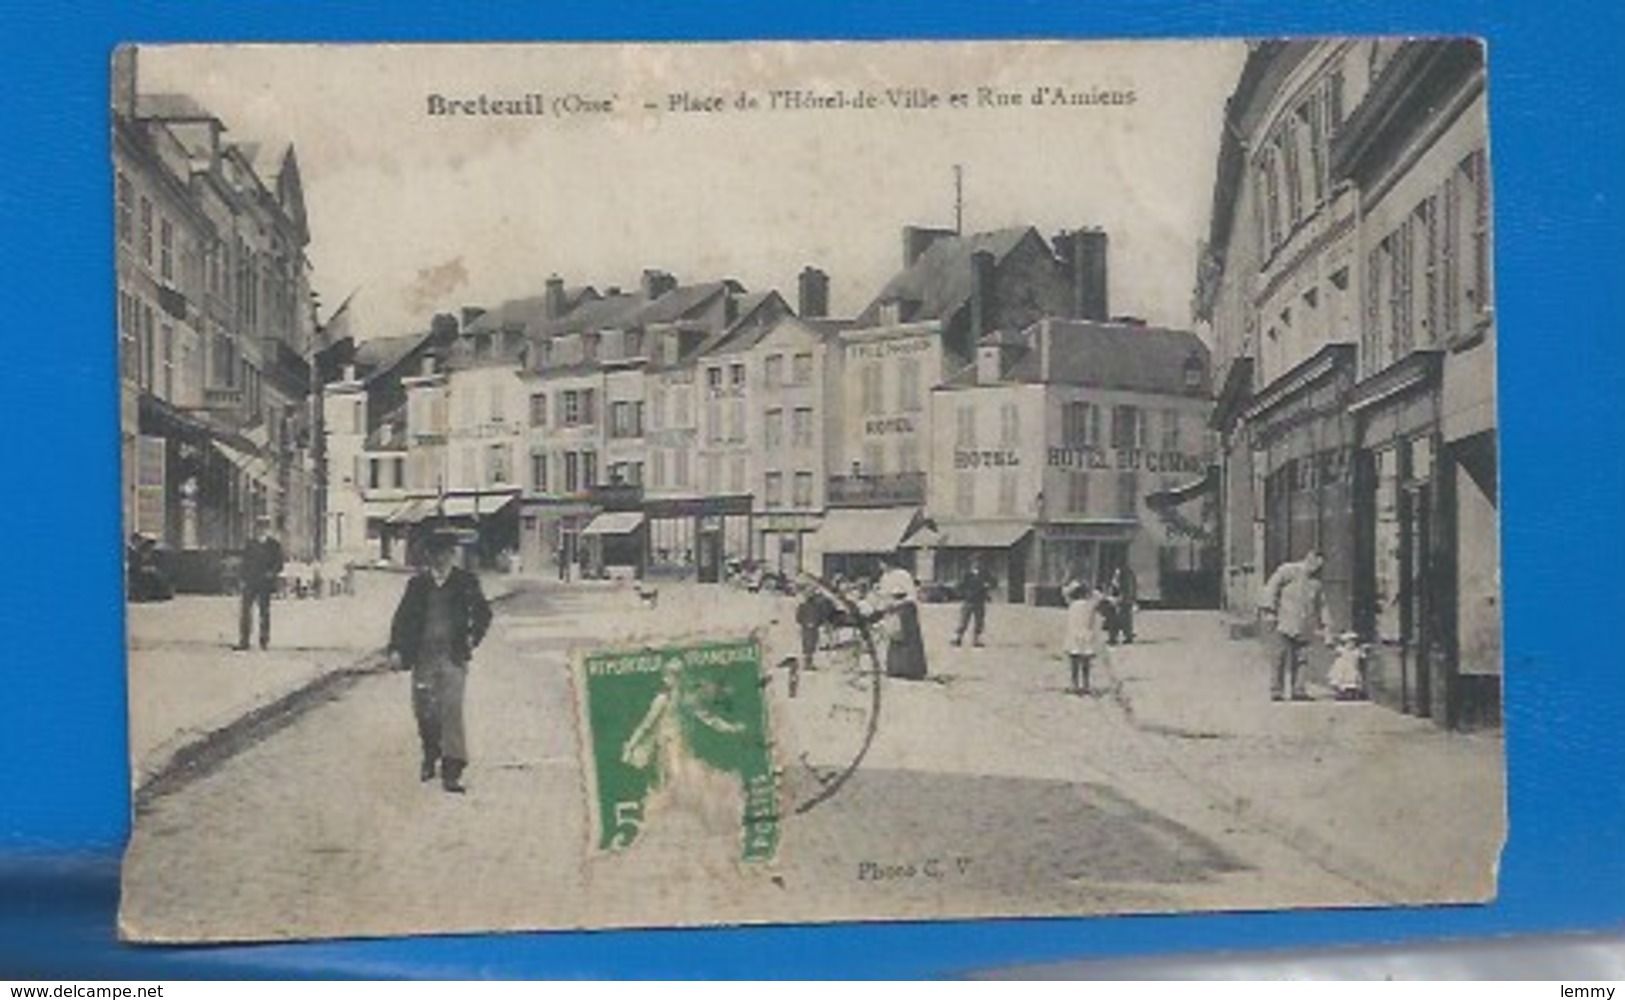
955;448;1021;469
1047;447;1207;474
864;416;916;436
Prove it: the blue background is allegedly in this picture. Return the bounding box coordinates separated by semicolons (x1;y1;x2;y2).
2;0;1621;979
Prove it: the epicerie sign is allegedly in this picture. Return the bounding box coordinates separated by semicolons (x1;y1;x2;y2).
847;336;934;361
1047;446;1207;474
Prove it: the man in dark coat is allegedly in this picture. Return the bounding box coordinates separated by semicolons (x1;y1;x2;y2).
235;517;285;650
951;558;994;647
1105;564;1139;645
388;529;493;793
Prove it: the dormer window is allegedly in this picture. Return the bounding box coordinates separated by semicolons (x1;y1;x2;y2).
1183;353;1206;393
878;300;903;325
583;332;601;363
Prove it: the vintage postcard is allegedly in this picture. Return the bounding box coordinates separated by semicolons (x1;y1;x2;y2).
115;39;1505;942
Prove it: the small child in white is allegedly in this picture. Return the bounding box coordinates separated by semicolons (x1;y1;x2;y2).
1328;631;1367;700
1063;580;1107;696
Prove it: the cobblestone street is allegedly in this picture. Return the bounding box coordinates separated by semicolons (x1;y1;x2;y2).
120;578;1504;941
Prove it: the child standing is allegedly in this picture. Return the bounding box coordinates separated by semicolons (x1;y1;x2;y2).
1328;631;1367;700
1063;579;1107;696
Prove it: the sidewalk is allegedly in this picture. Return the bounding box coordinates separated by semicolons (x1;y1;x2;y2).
1095;610;1506;904
125;571;523;793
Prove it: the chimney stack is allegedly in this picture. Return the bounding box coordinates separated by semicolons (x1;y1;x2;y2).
429;312;459;344
342;363;357;383
902;225;957;268
641;269;678;301
798;266;830;319
1073;228;1109;321
970;249;997;344
544;274;566;319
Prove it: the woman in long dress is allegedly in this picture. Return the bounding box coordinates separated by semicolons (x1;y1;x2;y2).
874;559;928;680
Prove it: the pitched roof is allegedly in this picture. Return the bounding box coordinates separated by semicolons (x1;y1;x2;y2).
464;296;549;334
1032;320;1212;395
637;280;742;327
857;227;1039;326
135;92;216;121
951;319;1211;396
354;331;433;381
697;290;792;356
543;291;652;335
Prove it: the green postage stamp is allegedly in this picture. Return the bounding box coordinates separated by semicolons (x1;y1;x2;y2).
577;636;781;864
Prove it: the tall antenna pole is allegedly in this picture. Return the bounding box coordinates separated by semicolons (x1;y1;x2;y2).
953;164;964;235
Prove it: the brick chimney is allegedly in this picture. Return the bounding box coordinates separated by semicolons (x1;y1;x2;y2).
798;266;830;319
970;249;998;344
544;274;566;319
903;225;957;268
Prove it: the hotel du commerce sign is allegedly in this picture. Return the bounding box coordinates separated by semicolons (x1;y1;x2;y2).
950;445;1211;473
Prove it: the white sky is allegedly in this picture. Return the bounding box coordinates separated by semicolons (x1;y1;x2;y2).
139;41;1246;339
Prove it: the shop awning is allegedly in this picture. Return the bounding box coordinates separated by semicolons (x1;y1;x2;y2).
900;523;943;549
210;439;280;493
386;498;438;525
580;511;646;536
934;521;1033;549
817;507;919;554
440;494;516;519
1145;467;1219;509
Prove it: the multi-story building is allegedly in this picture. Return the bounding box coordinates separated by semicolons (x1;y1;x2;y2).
467;272;764;580
318;315;459;563
1196;39;1499;725
928;318;1214;605
692;290;795;577
818;224;1105;579
114;52;321;589
745;271;845;577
